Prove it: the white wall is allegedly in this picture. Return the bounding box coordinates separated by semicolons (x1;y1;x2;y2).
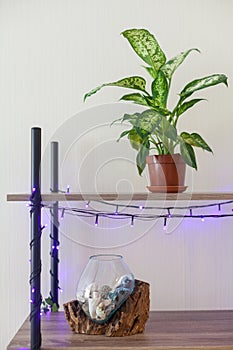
1;0;233;348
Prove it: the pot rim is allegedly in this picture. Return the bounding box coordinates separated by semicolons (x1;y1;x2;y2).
146;153;185;164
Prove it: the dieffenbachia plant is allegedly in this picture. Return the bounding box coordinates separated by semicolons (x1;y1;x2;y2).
84;28;228;175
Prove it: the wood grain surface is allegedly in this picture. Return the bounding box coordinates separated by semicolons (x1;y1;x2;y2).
7;310;233;349
6;192;233;202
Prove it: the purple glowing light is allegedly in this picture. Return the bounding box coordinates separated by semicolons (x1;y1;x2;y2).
95;215;99;226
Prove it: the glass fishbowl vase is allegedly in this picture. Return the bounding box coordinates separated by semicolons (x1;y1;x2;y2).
76;254;135;323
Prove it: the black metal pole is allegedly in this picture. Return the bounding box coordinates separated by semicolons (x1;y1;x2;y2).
50;141;59;307
30;127;42;350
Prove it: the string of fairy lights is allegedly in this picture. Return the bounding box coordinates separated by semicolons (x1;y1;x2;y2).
28;186;233;230
55;200;233;230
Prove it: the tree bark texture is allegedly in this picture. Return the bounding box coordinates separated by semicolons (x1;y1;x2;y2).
63;280;150;337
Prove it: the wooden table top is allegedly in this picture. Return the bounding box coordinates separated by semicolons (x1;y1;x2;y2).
7;310;233;350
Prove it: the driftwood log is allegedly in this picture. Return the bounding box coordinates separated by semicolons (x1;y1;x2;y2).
63;279;150;337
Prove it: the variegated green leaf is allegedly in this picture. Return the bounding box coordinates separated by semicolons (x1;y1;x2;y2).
180;132;212;152
143;95;158;108
180;141;197;169
143;65;157;79
143;96;171;115
158;117;177;142
176;98;205;117
180;74;228;100
161;48;200;80
109;76;147;91
125;109;176;143
136;125;156;140
136;109;162;133
151;70;168;107
121;112;140;126
122;29;166;73
84;76;147;101
120;93;148;106
128;129;144;150
136;139;150;175
117;129;131;141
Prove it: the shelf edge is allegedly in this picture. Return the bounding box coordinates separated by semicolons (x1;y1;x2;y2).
6;192;233;202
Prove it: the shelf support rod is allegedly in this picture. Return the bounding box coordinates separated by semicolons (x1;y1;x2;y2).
30;127;42;350
50;141;59;307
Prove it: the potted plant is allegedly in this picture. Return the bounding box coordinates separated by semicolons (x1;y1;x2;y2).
84;28;228;192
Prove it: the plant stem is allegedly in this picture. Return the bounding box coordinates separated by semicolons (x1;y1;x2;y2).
150;136;163;154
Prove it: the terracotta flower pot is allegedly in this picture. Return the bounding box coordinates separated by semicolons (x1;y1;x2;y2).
146;154;187;193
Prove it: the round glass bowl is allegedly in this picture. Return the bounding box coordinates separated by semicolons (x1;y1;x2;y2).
76;254;134;323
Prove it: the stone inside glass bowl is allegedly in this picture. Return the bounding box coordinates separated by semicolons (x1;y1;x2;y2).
76;254;134;323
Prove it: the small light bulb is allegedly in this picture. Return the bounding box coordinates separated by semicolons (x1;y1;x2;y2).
95;215;99;226
115;205;119;215
130;216;134;227
163;217;167;230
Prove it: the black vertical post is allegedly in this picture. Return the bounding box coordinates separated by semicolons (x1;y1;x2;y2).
50;142;59;307
30;127;42;350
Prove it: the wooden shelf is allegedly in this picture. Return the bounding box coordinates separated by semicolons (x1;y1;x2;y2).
6;192;233;202
7;310;233;350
